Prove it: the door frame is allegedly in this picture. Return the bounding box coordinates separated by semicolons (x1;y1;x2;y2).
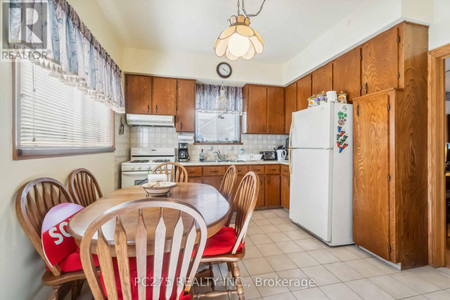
428;43;450;267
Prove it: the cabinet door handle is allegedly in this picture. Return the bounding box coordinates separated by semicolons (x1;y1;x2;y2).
180;122;183;130
155;105;158;113
356;104;360;117
147;105;150;113
365;83;368;94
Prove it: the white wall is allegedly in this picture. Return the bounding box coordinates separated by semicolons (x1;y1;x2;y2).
123;0;448;87
281;0;439;85
0;1;123;299
282;0;404;84
122;47;283;86
429;0;450;50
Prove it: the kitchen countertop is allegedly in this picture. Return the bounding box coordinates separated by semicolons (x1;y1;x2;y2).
179;160;290;166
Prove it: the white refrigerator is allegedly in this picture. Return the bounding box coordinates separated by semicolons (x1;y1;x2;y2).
289;102;353;246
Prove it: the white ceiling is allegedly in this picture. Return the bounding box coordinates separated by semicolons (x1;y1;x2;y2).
97;0;371;64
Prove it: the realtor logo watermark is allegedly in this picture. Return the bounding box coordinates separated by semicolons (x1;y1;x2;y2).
134;276;317;290
2;1;48;60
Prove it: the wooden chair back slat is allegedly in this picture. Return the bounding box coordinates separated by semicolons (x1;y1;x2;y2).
219;165;237;202
68;168;103;207
153;211;166;300
135;210;148;300
231;172;259;254
114;217;132;300
179;222;197;293
97;229;116;299
152;162;189;183
80;199;207;300
166;214;184;299
15;177;75;277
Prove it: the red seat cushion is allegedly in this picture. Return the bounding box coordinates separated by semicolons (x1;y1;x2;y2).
57;248;99;273
101;253;188;300
202;227;244;256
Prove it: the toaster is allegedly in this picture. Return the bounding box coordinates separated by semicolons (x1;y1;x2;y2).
260;151;277;160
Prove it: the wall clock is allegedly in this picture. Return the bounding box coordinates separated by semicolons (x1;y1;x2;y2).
216;62;232;79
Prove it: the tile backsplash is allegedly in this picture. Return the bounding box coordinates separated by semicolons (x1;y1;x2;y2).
130;127;288;161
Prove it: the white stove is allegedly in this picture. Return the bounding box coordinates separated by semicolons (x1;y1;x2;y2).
121;147;175;187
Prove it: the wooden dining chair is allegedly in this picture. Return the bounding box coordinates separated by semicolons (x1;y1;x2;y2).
152;162;189;183
80;198;208;300
219;165;237;202
195;172;259;300
16;177;86;300
219;165;237;227
68;168;103;207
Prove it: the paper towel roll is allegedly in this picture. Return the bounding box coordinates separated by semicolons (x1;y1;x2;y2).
147;174;168;183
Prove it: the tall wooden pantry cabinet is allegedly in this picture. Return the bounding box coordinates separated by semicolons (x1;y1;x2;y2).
353;89;427;269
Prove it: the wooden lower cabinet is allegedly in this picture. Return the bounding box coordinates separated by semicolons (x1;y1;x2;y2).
233;166;249;197
203;176;223;191
256;175;265;208
353;89;427;269
188;177;203;184
185;166;202;183
265;175;280;207
281;165;290;210
184;164;287;209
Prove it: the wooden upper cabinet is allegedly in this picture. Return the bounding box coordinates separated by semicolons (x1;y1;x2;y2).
284;82;297;133
176;79;196;132
152;77;177;115
246;85;267;134
125;74;152;114
266;87;285;134
297;75;312;111
312;63;333;95
362;26;399;95
333;47;361;102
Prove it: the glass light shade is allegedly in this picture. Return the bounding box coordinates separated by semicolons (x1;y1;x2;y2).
228;33;250;57
214;15;263;60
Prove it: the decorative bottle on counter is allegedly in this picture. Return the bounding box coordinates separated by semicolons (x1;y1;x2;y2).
199;149;205;162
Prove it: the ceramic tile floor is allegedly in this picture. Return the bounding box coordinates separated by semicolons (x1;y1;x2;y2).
77;209;450;300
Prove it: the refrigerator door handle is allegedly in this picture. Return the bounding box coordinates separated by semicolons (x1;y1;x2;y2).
289;114;294;174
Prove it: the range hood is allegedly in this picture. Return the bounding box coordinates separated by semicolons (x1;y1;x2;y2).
126;114;175;127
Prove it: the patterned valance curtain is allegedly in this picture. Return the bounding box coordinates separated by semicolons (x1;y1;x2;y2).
8;0;125;113
195;84;242;114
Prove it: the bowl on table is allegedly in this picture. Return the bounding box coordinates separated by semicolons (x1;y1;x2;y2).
142;182;177;197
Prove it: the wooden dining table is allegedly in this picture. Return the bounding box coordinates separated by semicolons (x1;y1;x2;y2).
68;183;230;254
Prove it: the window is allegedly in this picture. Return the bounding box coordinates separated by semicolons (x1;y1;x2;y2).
195;112;240;143
14;60;114;159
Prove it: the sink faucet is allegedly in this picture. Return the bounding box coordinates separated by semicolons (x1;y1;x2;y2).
214;150;223;162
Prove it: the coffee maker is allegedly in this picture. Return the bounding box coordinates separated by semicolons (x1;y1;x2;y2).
178;143;190;162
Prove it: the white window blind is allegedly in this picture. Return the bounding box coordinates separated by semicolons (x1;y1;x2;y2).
15;60;113;157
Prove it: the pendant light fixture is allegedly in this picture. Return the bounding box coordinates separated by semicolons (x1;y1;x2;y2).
214;0;265;60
